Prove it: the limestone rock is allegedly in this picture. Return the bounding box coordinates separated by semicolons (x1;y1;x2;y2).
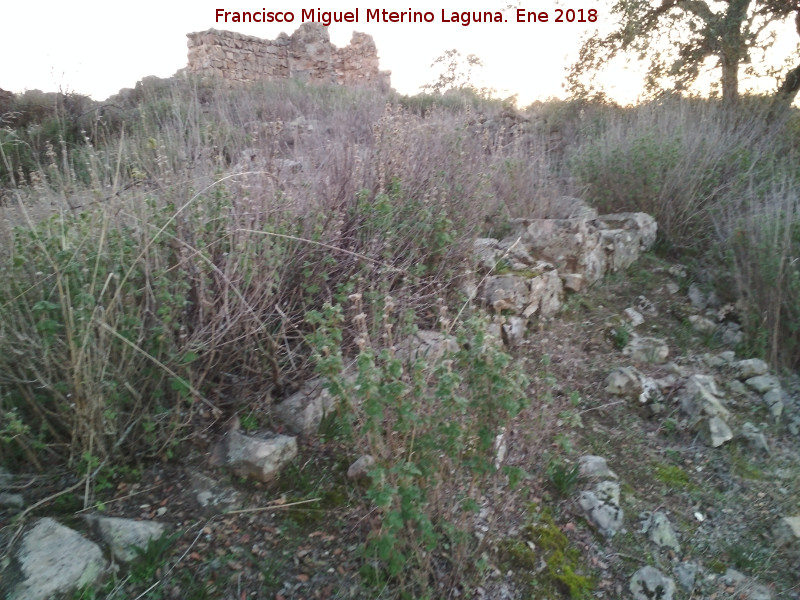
273;377;337;436
734;358;769;380
740;422;770;454
688;284;707;310
773;515;800;547
496;238;540;270
745;375;781;394
510;217;607;284
721;569;772;600
673;562;699;592
0;492;24;509
763;388;784;421
679;374;730;420
84;515;166;563
623;335;669;364
595;212;657;250
721;322;744;346
215;429;297;483
578;455;618;479
704;416;734;447
473;238;501;271
482;274;532;313
605;366;662;409
528;270;563;318
599;227;641;272
2;518;107;600
630;566;675;600
347;455;375;481
501;316;527;347
561;273;584;293
624;307;645;327
689;314;717;334
578;480;623;537
189;472;243;513
640;511;681;552
395;330;458;363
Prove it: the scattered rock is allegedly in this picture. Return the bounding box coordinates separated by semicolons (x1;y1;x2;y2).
688;284;707;310
733;358;769;380
501;316;527;347
689;314;717;334
623;335;669;363
561;273;584;293
273;377;336;436
605;366;663;412
673;561;699;592
483;275;533;314
347;455;375;481
395;329;459;363
624;307;645;327
740;422;770;454
679;374;730;420
636;295;657;315
773;515;800;547
704;416;734;447
578;480;623;537
668;264;687;278
763;388;784;421
629;565;675;600
213;429;297;483
720;322;744;346
721;569;772;600
578;455;618;480
526;270;564;318
745;375;781;395
640;511;681;553
0;492;25;509
84;515;166;563
1;518;107;600
596;212;658;250
189;472;243;513
727;379;750;396
665;281;680;294
473;238;502;271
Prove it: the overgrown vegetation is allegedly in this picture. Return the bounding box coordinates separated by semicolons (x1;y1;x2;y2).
1;75;799;598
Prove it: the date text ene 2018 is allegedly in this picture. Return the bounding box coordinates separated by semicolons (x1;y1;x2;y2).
516;8;598;22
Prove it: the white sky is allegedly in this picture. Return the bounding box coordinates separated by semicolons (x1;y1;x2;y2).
1;1;797;105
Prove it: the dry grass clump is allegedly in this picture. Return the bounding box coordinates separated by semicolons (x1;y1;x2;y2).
570;95;800;368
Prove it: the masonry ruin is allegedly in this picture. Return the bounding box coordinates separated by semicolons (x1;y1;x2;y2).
184;23;391;90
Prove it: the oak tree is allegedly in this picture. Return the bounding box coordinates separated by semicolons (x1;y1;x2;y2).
568;0;800;107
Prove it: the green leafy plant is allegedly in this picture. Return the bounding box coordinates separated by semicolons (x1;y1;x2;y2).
547;460;581;498
308;296;529;595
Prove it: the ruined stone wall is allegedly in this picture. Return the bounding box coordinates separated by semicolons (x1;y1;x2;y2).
185;24;391;90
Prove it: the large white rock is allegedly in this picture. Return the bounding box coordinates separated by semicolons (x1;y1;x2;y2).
733;358;769;380
679;374;730;420
3;518;107;600
641;511;681;553
578;480;623;537
273;377;337;436
630;566;676;600
623;335;669;364
217;430;297;483
84;515;166;563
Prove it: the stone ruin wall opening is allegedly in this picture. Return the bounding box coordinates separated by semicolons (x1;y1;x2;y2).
185;23;391;90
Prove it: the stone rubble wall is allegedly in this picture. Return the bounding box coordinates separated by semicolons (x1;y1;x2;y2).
185;23;391;90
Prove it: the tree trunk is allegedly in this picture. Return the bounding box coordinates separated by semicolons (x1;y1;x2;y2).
768;63;800;122
720;52;740;105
